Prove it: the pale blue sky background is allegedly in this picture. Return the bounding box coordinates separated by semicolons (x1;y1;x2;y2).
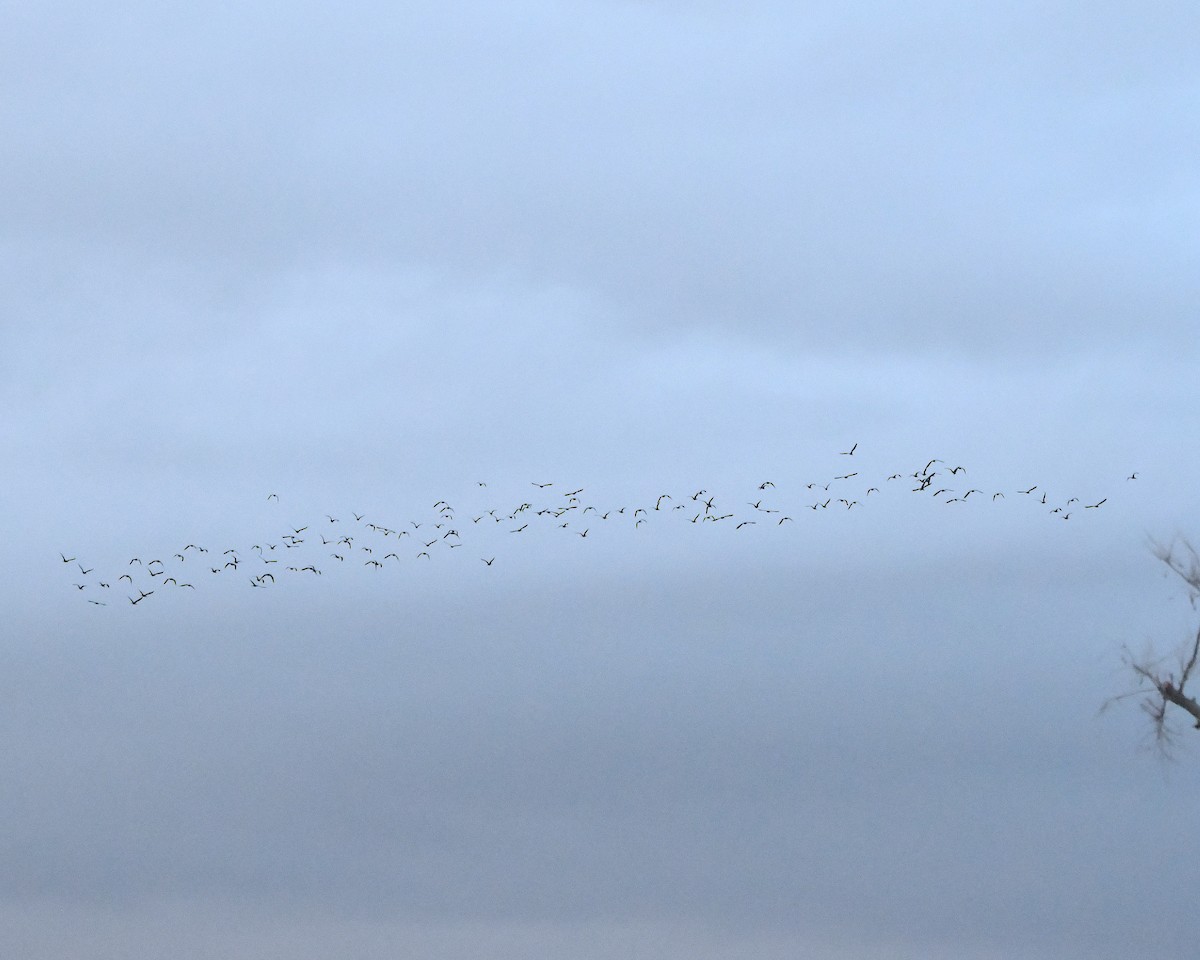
3;1;1200;957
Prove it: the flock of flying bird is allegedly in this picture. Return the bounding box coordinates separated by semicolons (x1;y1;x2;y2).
61;447;1131;608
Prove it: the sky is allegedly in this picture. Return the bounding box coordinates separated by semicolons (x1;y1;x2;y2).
4;1;1200;957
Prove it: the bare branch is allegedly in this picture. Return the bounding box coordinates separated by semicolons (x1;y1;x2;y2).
1114;540;1200;754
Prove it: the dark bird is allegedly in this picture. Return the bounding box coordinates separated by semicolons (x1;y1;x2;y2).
835;472;857;480
60;553;76;563
841;443;858;456
949;466;966;474
532;482;552;488
1019;486;1037;495
759;481;775;489
353;513;365;521
267;493;278;500
78;563;93;574
482;557;495;565
1085;498;1107;509
88;600;106;606
1127;473;1137;481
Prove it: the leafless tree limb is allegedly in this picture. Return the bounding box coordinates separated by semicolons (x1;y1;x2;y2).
1108;539;1200;753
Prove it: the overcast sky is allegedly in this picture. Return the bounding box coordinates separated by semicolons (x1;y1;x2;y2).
4;2;1200;957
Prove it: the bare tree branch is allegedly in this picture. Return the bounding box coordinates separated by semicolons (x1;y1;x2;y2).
1113;539;1200;753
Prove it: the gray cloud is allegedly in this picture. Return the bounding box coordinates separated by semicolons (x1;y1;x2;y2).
5;3;1200;957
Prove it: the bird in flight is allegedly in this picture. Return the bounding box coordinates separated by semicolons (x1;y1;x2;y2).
841;443;858;456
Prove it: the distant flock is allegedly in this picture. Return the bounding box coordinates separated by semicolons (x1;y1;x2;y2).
62;447;1130;607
